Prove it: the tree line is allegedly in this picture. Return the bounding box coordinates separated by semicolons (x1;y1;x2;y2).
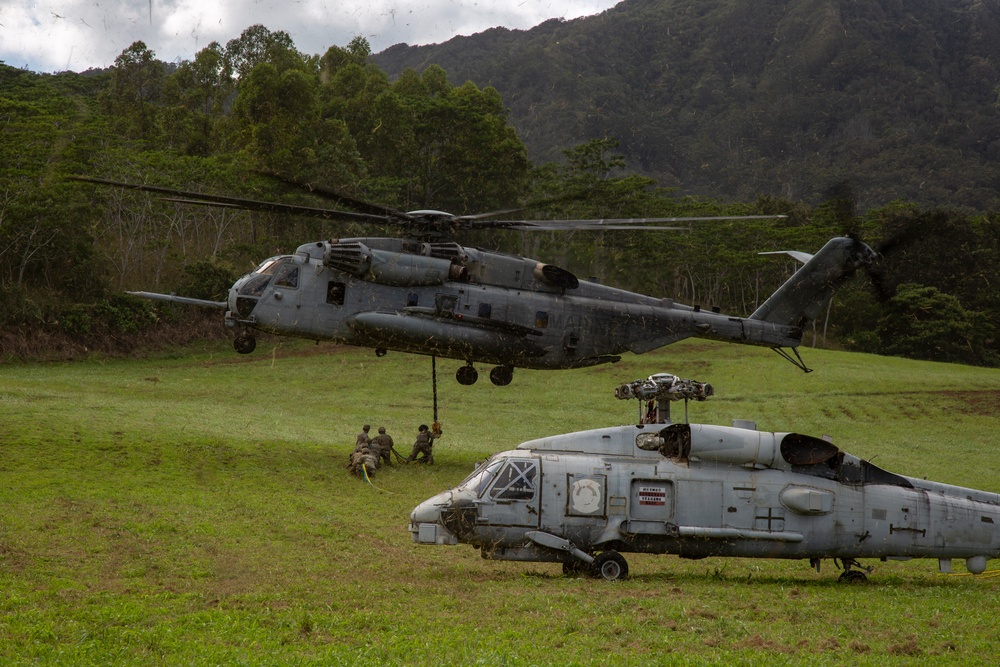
1;25;998;366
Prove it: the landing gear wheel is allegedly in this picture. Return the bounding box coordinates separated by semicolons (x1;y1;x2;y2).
838;569;868;584
562;559;589;577
375;347;387;357
591;550;629;581
456;364;478;386
233;333;256;354
836;558;871;584
489;365;514;386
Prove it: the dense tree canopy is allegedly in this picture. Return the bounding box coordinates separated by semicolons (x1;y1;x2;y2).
2;26;999;368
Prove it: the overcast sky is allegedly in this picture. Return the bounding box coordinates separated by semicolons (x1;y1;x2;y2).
1;0;621;74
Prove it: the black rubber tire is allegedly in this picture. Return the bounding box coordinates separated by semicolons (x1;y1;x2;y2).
591;550;629;581
489;365;513;386
456;365;479;385
838;570;868;584
233;334;256;354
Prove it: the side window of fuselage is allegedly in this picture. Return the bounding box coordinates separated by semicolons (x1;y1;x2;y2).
489;460;537;501
327;281;346;305
435;293;458;314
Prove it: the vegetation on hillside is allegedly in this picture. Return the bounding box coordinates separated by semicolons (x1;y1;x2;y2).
2;22;999;368
373;0;1000;212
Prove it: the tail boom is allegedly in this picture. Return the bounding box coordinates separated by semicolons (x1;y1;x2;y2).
748;237;876;328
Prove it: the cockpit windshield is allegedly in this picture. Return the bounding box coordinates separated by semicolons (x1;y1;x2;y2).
254;257;284;275
457;458;504;497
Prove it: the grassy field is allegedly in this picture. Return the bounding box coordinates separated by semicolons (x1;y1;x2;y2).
2;338;1000;665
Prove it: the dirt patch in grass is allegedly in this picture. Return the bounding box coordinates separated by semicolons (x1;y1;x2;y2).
887;636;922;656
739;633;790;653
946;390;1000;416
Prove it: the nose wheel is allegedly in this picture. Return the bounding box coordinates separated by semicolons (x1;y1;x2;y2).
456;363;479;385
234;332;256;354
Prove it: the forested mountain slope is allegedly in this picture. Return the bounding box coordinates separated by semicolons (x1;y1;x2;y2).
373;0;1000;211
3;23;1000;368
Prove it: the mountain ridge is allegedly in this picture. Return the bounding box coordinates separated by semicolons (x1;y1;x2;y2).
373;0;1000;211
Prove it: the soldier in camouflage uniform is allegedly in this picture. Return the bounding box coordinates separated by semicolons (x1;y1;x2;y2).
371;426;395;467
348;445;378;478
355;424;372;451
406;424;438;464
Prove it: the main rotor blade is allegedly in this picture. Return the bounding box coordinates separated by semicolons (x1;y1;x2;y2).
67;175;390;225
253;170;412;220
468;214;788;231
455;208;527;221
70;175;788;235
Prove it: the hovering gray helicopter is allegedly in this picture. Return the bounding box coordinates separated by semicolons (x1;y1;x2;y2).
410;373;1000;581
71;175;875;385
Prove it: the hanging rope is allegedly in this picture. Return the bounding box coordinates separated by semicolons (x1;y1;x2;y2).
432;355;439;425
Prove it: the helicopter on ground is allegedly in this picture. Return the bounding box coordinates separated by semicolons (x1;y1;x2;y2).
409;373;1000;581
70;175;876;385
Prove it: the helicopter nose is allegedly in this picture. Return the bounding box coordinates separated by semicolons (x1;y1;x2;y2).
410;491;459;545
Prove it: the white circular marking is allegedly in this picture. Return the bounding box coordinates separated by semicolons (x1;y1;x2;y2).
571;478;602;514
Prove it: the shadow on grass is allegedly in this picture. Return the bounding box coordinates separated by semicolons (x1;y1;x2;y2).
511;562;982;590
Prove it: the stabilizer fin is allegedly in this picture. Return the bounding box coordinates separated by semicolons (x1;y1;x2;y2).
750;237;875;328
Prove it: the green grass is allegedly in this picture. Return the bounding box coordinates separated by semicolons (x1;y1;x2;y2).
2;339;1000;665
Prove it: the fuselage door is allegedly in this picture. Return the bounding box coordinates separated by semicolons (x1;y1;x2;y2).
264;259;307;329
676;480;723;528
626;479;676;535
481;458;541;528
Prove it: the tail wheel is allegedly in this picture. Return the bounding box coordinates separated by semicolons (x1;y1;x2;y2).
591;550;629;581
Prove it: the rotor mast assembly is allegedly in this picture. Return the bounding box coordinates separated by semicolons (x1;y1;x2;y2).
614;373;714;424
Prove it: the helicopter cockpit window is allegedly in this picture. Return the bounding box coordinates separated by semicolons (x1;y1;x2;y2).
489;460;537;501
273;264;299;289
458;458;504;497
254;258;281;275
240;274;271;297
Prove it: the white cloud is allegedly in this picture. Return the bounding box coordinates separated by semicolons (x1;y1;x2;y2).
0;0;620;73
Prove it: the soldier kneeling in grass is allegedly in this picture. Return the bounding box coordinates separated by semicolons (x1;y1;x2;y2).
348;446;378;478
371;426;395;467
